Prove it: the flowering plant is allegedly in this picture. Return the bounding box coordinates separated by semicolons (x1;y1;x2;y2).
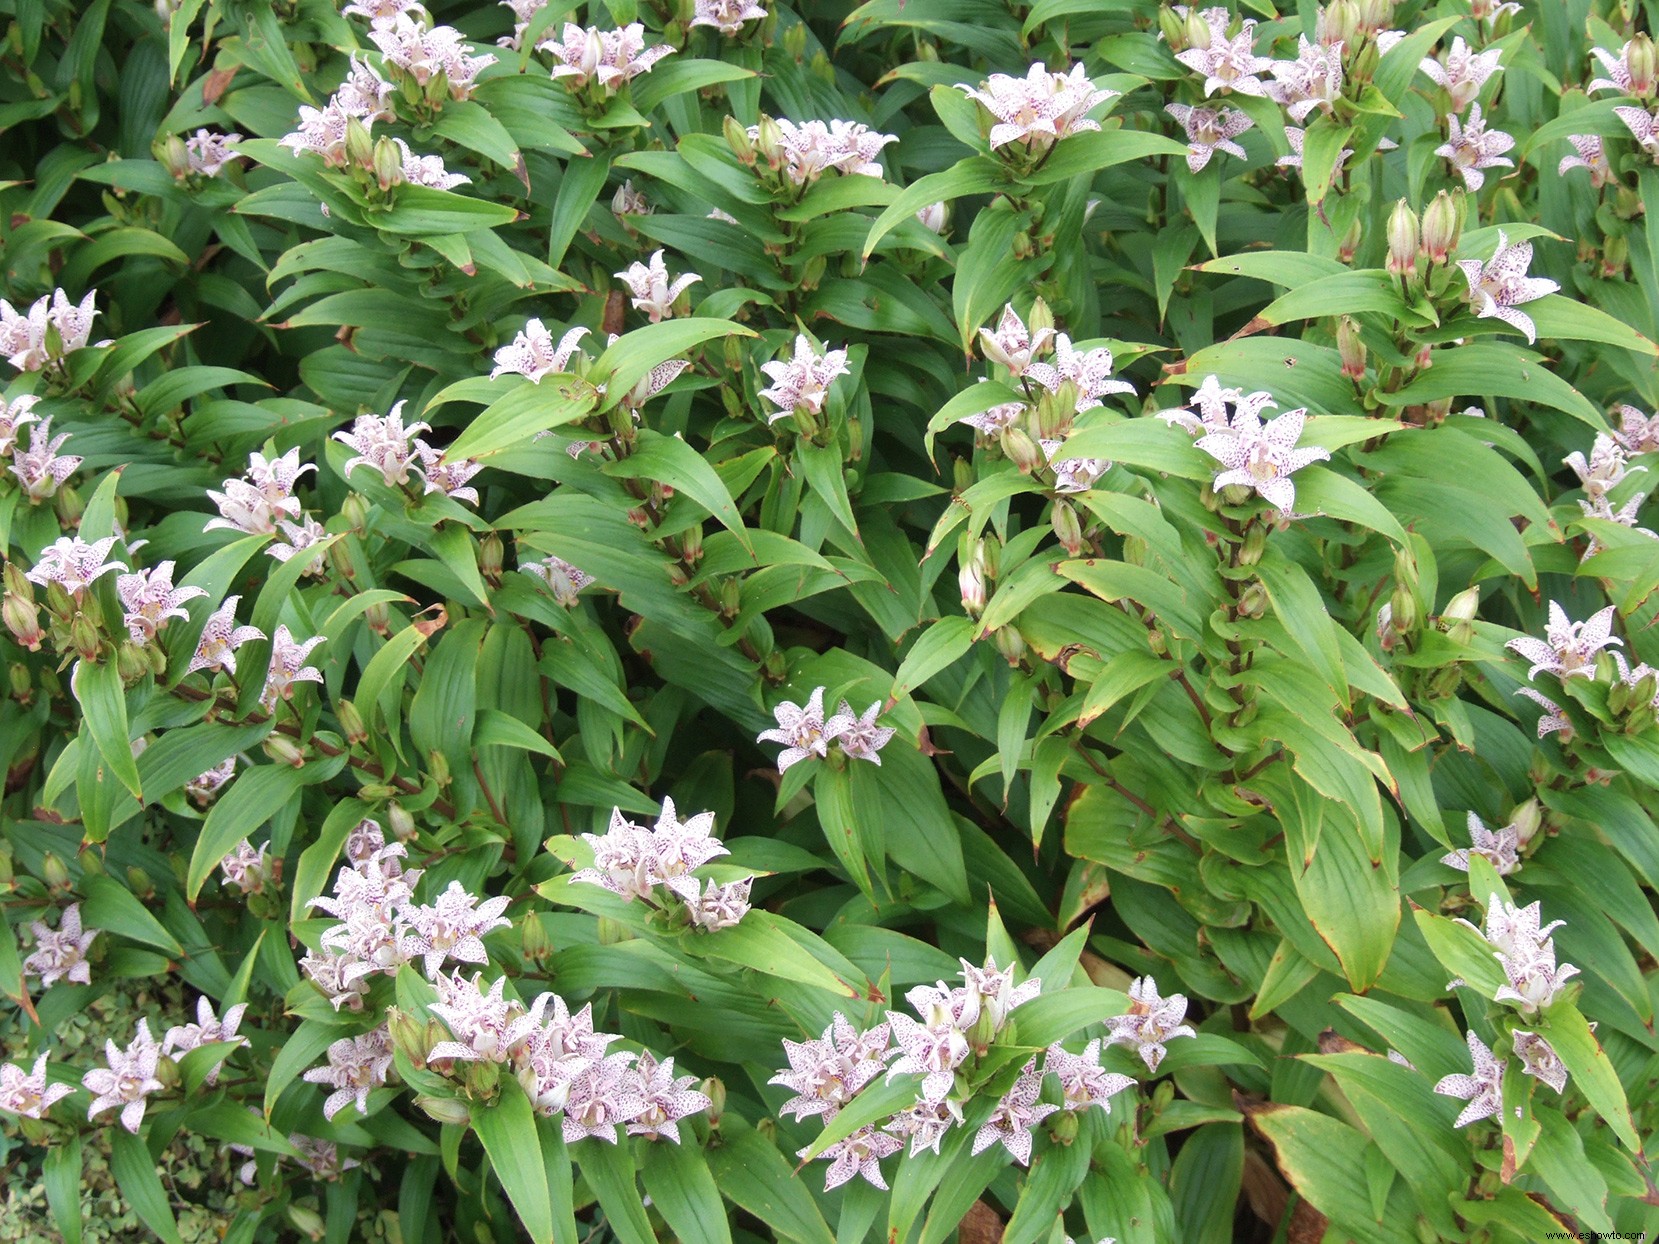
0;0;1656;1241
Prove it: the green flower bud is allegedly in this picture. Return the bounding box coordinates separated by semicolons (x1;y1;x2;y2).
1386;201;1419;277
345;116;375;170
1001;427;1044;474
597;916;630;945
1508;798;1543;849
1317;0;1359;46
700;1076;726;1127
372;137;404;192
1050;499;1083;556
1389;585;1420;634
994;625;1027;666
427;748;451;788
287;1204;326;1241
342;492;370;532
70;614;103;663
416;1094;472;1126
42;852;71;892
1050;1110;1080;1144
126;866;154;898
1630;33;1657;98
1420;191;1461;264
337;699;368;746
263;735;308;767
1337;317;1367;380
8;662;30;700
723;114;757;165
53;484;83;527
520;914;554;965
1158;6;1190;51
3;591;42;650
388;801;417;842
753;114;785;170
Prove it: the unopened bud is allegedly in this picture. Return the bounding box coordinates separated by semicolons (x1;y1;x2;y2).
3;592;42;650
116;641;151;683
1602;233;1629;279
959;540;988;616
1027;297;1055;341
800;253;827;292
1441;585;1480;625
416;1094;472;1125
1631;34;1658;98
521;915;554;964
77;847;104;878
1376;602;1398;652
1317;0;1359;46
364;599;390;634
1338;217;1364;264
53;484;83;527
1050;1110;1080;1144
1508;798;1543;848
783;20;807;59
372;136;404;191
126;865;154;898
1151;1079;1176;1112
287;1205;326;1241
700;1076;726;1127
1050;500;1083;556
1420;191;1460;264
597;916;630;945
1183;9;1213;49
1012;230;1035;260
42;852;71;892
1001;427;1044;474
388;801;417;842
719;577;742;617
753;114;784;169
344;117;375;171
1389;585;1420;634
337;699;368;745
723;114;756;165
263;734;307;767
160;133;191;178
1356;0;1394;34
1237;523;1267;567
341;492;370;532
994;625;1027;665
1386;201;1419;276
916;201;947;234
8;663;30;699
1158;6;1189;51
70;613;102;663
1237;579;1269;618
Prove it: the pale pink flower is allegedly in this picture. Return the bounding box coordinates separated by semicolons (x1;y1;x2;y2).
833;700;896;764
303;1026;394;1121
412;442;483;505
1045;1040;1135;1113
1277;125;1351;173
959;62;1117;151
398;881;512;976
771;1014;892;1122
1435;103;1514;191
428;972;520;1064
805;1124;902;1190
188;596;264;676
1440;812;1521;876
971;1057;1057;1165
83;1019;165;1133
882;1097;963;1156
760;335;850;423
343;0;426;22
491;321;591;383
1614;106;1659;158
290;1135;360;1180
749;118;899;183
8;416;81;501
1175;13;1272;97
261;625;326;710
218;836;269;891
188;757;238;809
1613;404;1659;453
205;448;313;535
522;553;594;605
1590;41;1656;97
0;1054;74;1119
333;400;431;487
1026;333;1136;412
1578;492;1654;559
684;877;752;930
1558;135;1614;186
1433;1030;1505;1128
1565;433;1639;499
756;686;851;772
1505;601;1620;681
1457;231;1558;344
23;903;97;989
0;289;104;372
267;515;330;574
689;0;767;36
1420;36;1502;111
1166;102;1253;172
368;17;496;99
1196;399;1329;514
116;561;207;645
885;1011;970;1104
958;386;1028;437
960;958;1042;1032
979;304;1053;377
25;536;124;594
162;997;249;1084
1267;36;1343;121
626;1052;710;1142
392;139;471;190
615;250;700;323
1104;977;1196;1074
1512;1031;1568;1093
184;129;242;176
1157;375;1247;435
1515;686;1572;739
561;1052;648;1143
0;393;40;456
544;23;673;93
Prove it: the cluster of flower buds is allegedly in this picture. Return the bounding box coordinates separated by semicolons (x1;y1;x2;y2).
567;799;754;932
333;400;483;506
757;686;895;773
730;115;899;189
778;960;1166;1190
398;969;712;1145
299;819;511;1012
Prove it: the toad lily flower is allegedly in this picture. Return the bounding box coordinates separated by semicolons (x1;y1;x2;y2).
398;881;512;977
1166;103;1254;172
958;62;1116;152
1590;39;1659;97
1564;433;1640;499
303;1026;394;1121
615;250;700;323
1196;399;1329;515
979;303;1054;377
1512;1031;1568;1093
759;335;850;423
334;401;431;487
491;321;591;383
368;16;497;101
0;393;40;456
1504;601;1621;681
544;23;674;95
1440;812;1521;876
1103;976;1196;1074
116;561;207;646
1456;231;1559;344
626;1052;711;1143
1434;1030;1505;1128
8;417;81;502
261;625;326;710
1613;404;1659;453
83;1019;166;1133
1420;36;1503;111
25;536;125;596
690;0;767;35
1558;135;1615;187
1435;104;1515;191
1455;894;1580;1014
771;1014;893;1122
187;596;264;676
747;118;899;184
1045;1040;1135;1113
522;554;594;606
0;1054;74;1120
971;1058;1057;1165
756;686;850;772
1266;36;1344;122
0;288;106;372
162;997;250;1085
1614;105;1659;158
23;902;98;989
1174;13;1272;97
807;1125;903;1191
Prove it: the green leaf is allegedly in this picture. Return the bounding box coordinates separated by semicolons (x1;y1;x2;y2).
374;185;519;235
604;429;752;550
1016;127;1190;186
442;380;597;463
862;158;1007;259
1543;1005;1640;1151
706;1120;834;1244
891;617;978;700
72;660;142;801
578;1137;657;1244
110;1130;185;1244
79;873;183;956
43;1135;83;1244
593;319;755;412
639;1141;732;1244
187;761;318;900
548;151;609;271
355;624;430;737
691;911;864;998
473;1079;554;1244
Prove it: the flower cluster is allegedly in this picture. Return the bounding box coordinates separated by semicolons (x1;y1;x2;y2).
1456;894;1580;1017
759;335;850;425
543;23;673;97
0;287;106;373
368;14;497;102
615;250;701;323
747;117;899;185
8;414;81;502
569;800;752;931
958;63;1116;153
690;0;767;37
1162;377;1330;516
333;401;483;505
757;686;895;773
